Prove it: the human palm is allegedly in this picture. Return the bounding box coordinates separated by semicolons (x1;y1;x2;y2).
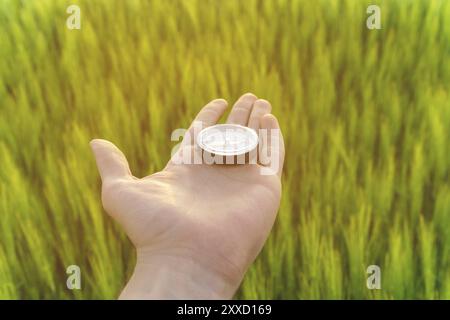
91;94;284;298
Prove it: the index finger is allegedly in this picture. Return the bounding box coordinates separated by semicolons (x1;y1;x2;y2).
182;98;228;147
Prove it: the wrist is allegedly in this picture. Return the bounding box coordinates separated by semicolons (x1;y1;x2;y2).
119;249;240;299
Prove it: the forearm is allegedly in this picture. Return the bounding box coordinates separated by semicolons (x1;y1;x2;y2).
119;252;239;300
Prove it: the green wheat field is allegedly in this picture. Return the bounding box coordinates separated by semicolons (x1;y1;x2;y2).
0;0;449;299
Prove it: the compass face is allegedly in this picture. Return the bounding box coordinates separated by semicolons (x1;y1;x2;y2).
197;124;259;156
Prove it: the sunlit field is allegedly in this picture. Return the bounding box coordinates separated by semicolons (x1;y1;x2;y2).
0;0;449;299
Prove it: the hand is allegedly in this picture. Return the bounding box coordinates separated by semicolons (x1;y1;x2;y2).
90;93;285;299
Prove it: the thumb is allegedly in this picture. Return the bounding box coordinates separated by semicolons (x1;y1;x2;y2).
90;139;132;182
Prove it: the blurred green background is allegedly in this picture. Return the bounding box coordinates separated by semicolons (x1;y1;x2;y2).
0;0;449;299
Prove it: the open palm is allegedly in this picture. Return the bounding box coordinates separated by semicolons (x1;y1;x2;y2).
91;93;284;298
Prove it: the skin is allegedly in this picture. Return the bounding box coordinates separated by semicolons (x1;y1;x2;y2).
90;93;285;299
